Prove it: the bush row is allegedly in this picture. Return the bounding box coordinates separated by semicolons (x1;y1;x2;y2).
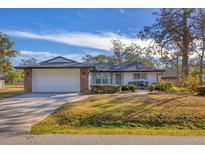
197;86;205;96
149;79;205;96
91;84;136;94
149;80;173;91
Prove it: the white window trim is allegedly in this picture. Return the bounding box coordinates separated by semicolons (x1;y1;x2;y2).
133;72;147;80
92;73;110;84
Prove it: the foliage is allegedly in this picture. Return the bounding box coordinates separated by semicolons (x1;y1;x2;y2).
139;9;196;76
121;84;136;92
184;75;198;91
82;54;115;64
82;39;156;67
192;9;205;84
128;84;136;92
0;33;19;74
111;39;125;62
121;85;129;91
91;84;121;94
3;69;23;84
149;80;174;91
31;94;205;135
197;86;205;96
20;57;38;66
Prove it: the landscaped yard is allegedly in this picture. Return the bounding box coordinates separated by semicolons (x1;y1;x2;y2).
0;85;24;100
31;93;205;135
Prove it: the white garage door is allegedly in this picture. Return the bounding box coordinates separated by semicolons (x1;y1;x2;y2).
32;69;80;92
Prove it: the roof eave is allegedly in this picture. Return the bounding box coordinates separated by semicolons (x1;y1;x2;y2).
15;66;96;69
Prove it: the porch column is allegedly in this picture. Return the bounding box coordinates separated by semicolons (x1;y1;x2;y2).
80;68;89;93
24;68;32;92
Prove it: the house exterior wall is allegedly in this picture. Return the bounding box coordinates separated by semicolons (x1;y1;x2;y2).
24;68;89;93
122;72;157;85
24;68;32;92
89;71;158;88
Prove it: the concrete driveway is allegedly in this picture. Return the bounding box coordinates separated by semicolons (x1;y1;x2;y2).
0;93;86;134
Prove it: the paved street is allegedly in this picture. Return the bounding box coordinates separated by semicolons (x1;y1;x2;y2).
1;133;205;145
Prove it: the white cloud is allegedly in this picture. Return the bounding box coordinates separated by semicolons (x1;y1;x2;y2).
3;29;151;51
11;50;104;66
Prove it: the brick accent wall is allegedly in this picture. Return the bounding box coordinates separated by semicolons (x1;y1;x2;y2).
24;68;32;92
80;68;89;93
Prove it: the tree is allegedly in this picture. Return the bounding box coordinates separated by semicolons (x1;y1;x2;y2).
111;39;126;62
82;54;115;64
3;69;23;84
0;33;19;75
20;57;38;66
192;9;205;84
139;9;196;77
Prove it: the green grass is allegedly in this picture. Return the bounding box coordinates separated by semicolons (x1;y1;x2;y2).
31;93;205;135
0;85;24;100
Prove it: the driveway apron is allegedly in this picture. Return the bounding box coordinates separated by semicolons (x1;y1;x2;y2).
0;93;85;134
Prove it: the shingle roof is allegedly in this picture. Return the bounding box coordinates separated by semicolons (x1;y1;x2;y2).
93;62;164;72
160;67;182;77
15;56;164;72
15;56;95;69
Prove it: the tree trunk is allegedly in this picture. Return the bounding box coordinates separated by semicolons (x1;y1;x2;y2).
199;41;205;85
199;56;203;85
182;50;189;77
182;9;189;77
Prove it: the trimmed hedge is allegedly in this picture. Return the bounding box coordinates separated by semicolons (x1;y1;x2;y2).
197;86;205;96
91;84;121;94
121;84;136;92
91;84;136;94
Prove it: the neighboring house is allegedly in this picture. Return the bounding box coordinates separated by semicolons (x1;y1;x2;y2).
159;67;205;83
159;67;182;81
0;74;4;90
16;56;164;93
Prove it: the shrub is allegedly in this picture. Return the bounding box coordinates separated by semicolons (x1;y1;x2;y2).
121;85;129;91
149;80;173;91
197;86;205;96
121;84;136;92
185;75;198;91
128;84;136;92
91;84;121;94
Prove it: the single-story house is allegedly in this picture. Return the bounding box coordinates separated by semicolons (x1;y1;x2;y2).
16;56;164;93
159;67;183;81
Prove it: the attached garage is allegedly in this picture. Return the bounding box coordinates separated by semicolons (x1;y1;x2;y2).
16;56;94;93
32;69;80;92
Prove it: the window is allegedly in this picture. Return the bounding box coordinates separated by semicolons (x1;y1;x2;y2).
115;74;122;84
133;73;147;80
92;73;109;84
102;74;109;84
141;73;147;79
95;74;101;84
134;73;140;79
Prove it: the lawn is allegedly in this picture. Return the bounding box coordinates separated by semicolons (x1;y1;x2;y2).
31;93;205;135
0;85;24;100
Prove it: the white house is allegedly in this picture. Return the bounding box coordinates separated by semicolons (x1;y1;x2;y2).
16;56;164;93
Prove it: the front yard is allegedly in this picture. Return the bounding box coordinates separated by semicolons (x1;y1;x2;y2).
0;85;24;100
31;93;205;135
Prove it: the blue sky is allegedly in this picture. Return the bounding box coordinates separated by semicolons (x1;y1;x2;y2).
0;8;158;65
